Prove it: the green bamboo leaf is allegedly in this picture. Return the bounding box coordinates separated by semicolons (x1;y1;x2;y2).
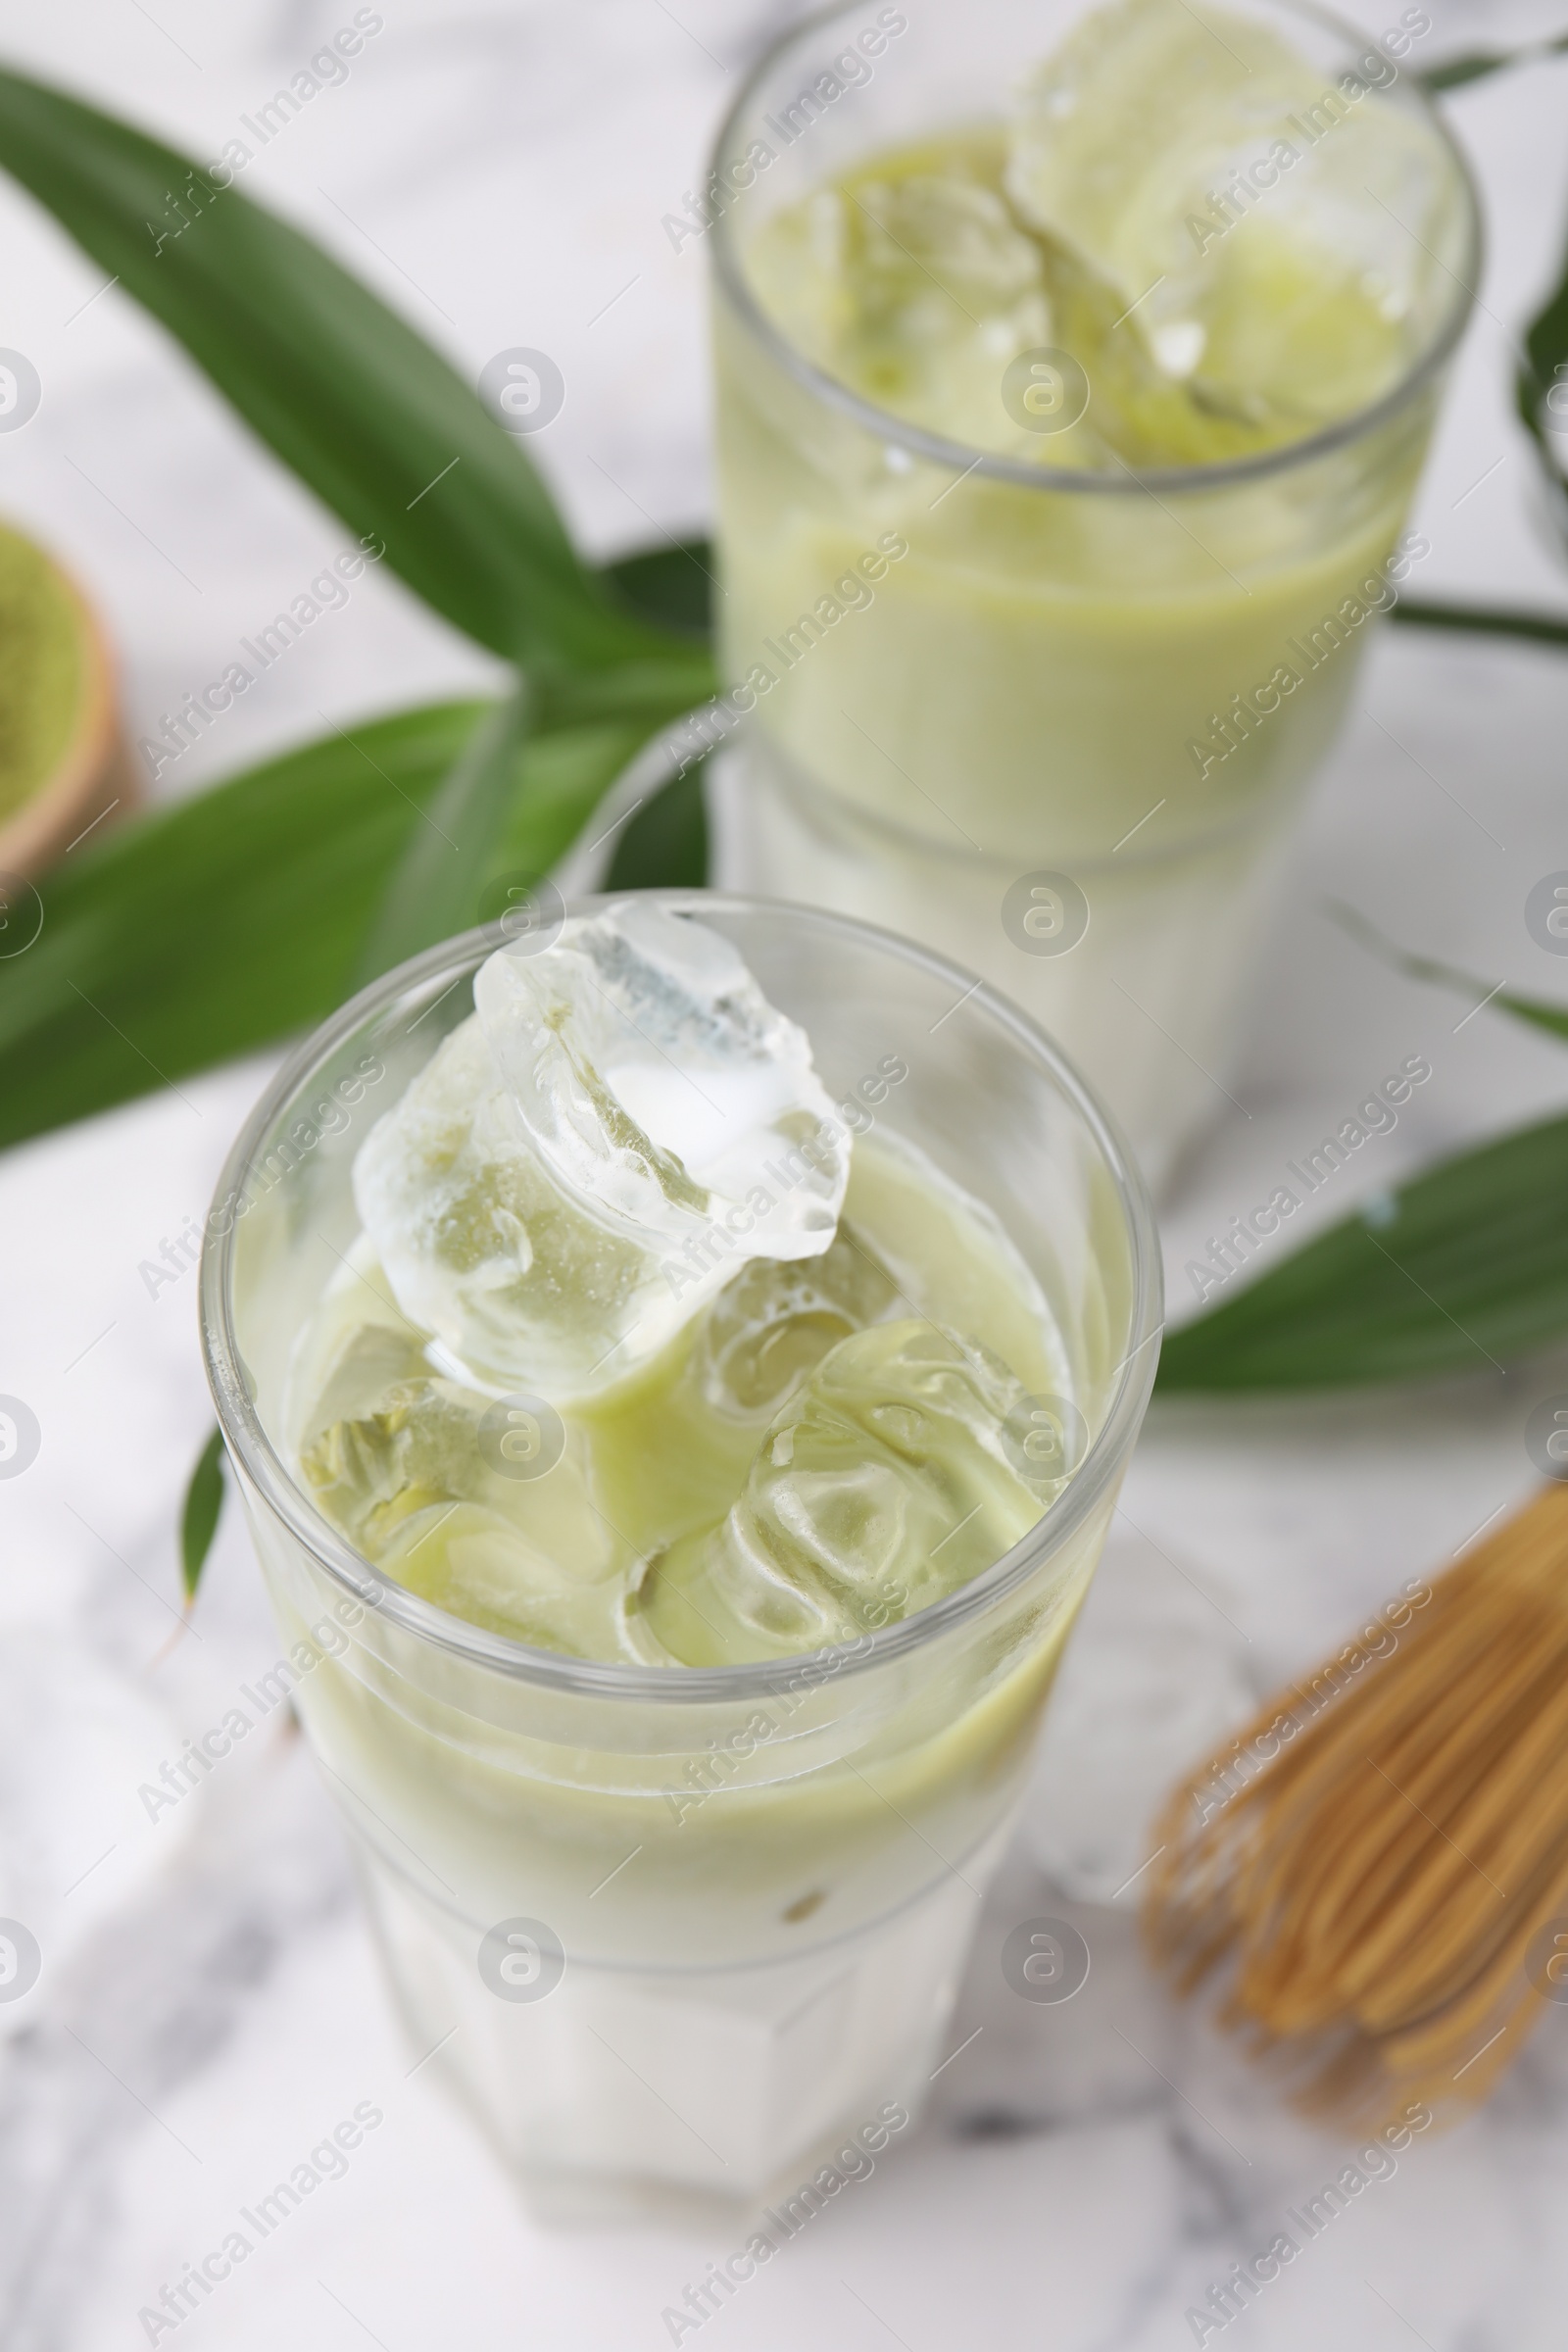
1419;30;1568;92
531;651;717;734
1330;902;1568;1046
1156;1110;1568;1391
603;539;715;639
353;675;533;986
0;700;651;1151
180;1423;225;1600
0;66;666;672
1390;597;1568;653
491;716;663;872
1515;189;1568;529
606;758;710;890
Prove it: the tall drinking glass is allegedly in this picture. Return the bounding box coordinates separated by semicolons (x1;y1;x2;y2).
200;896;1160;2225
706;0;1479;1187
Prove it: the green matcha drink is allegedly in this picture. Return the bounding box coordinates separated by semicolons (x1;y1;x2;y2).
704;0;1476;1184
201;897;1159;2220
292;1128;1072;1666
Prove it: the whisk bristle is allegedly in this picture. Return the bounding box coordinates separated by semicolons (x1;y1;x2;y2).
1143;1483;1568;2126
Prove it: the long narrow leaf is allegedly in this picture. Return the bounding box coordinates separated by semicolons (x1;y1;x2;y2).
532;653;717;733
0;67;666;672
1515;190;1568;533
1419;30;1568;92
180;1424;226;1600
353;675;533;984
1156;1111;1568;1390
606;759;710;889
603;539;715;639
1390;598;1568;652
1330;902;1568;1046
0;701;649;1149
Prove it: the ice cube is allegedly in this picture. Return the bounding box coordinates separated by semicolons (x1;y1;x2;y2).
382;1501;627;1659
301;1373;501;1557
353;1015;677;1396
632;1320;1060;1665
474;901;846;1264
355;904;849;1397
691;1223;901;1420
1006;0;1463;433
296;1314;433;1447
302;1375;625;1654
852;172;1048;312
745;162;1055;452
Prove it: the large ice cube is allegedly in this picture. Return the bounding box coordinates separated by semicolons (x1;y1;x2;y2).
474;901;846;1262
850;169;1048;313
354;905;849;1397
1006;0;1463;433
353;1016;680;1396
744;162;1055;453
632;1320;1060;1665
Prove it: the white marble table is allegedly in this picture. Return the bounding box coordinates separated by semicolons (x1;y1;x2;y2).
3;3;1568;2346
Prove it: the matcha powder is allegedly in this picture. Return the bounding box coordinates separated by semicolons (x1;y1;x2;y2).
0;522;86;825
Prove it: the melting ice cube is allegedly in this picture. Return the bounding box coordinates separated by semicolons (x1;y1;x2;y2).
295;1315;434;1448
302;1374;503;1558
851;172;1049;313
379;1500;626;1658
632;1320;1060;1665
692;1224;901;1420
353;1015;668;1395
353;904;849;1397
745;165;1054;452
473;901;846;1261
301;1373;625;1654
1006;0;1465;431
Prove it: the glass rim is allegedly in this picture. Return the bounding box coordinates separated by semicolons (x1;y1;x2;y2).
708;0;1483;500
199;892;1163;1706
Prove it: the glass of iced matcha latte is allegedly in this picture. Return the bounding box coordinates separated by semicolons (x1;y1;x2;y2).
200;894;1159;2221
703;0;1478;1185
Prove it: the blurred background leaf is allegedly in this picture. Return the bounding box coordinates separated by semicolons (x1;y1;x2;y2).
606;758;710;890
1515;176;1568;540
351;678;535;985
1156;1111;1568;1390
1391;597;1568;652
180;1426;226;1600
0;66;684;675
603;539;715;639
1419;28;1568;93
0;699;660;1150
1330;901;1568;1046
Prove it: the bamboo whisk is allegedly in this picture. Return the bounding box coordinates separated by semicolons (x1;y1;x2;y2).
1143;1482;1568;2127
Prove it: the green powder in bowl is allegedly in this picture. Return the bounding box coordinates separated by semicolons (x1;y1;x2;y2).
0;520;88;826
